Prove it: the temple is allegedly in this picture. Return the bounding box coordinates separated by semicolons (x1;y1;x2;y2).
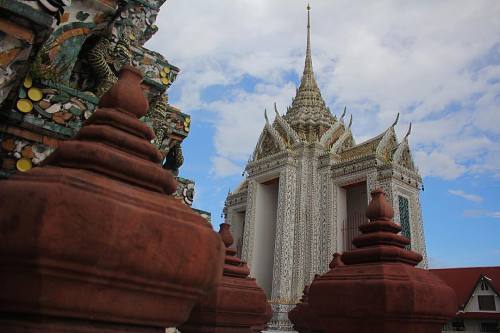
224;5;427;330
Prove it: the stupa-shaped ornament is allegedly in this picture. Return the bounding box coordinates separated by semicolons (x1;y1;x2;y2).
308;189;457;333
0;65;225;333
180;223;272;333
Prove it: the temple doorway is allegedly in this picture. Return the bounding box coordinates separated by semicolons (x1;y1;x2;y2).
231;210;246;258
339;181;368;251
252;178;279;298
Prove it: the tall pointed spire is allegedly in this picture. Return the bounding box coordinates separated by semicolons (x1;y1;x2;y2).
284;4;335;142
305;3;313;75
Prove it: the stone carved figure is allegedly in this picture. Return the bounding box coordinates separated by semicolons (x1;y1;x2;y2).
163;143;184;176
147;93;171;147
87;36;132;97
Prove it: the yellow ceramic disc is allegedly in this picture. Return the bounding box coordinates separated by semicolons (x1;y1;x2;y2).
184;126;190;132
160;71;167;78
129;33;136;41
16;158;32;172
17;99;33;113
28;87;43;101
185;117;191;123
23;76;33;89
163;66;170;74
161;77;170;85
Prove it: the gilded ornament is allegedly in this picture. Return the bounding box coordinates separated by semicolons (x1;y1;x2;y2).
23;76;32;89
27;87;43;102
16;158;32;172
17;99;33;113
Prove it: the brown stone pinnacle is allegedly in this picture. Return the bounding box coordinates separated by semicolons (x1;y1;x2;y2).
45;64;176;195
181;223;272;333
329;253;344;269
0;65;225;332
308;189;457;333
342;188;423;266
219;222;235;248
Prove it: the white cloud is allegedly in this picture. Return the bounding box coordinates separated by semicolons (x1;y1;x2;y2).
147;0;500;178
414;151;466;180
211;156;242;178
464;210;500;219
448;189;483;203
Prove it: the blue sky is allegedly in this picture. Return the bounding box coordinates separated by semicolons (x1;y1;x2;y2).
148;0;500;268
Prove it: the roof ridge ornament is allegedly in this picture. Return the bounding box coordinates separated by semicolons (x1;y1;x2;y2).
274;102;301;144
392;112;400;127
274;102;280;116
340;106;346;123
404;122;412;140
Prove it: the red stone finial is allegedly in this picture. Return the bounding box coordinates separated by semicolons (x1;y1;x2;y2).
43;65;175;195
340;188;422;266
308;189;457;333
219;223;234;248
329;252;344;269
98;65;149;118
181;223;272;332
366;188;394;222
0;66;226;332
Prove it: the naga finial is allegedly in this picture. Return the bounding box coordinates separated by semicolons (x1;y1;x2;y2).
392;112;400;127
340;106;347;122
264;108;269;124
274;102;280;116
348;114;353;128
404;122;412;139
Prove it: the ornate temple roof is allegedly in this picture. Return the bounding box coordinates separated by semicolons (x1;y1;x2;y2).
248;7;418;172
283;5;336;142
339;133;383;161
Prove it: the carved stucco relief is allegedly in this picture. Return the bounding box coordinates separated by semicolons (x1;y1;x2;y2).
309;148;322;281
318;159;333;273
271;165;296;302
241;179;257;266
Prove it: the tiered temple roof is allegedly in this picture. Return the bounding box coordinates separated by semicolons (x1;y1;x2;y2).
283;5;336;142
249;5;417;172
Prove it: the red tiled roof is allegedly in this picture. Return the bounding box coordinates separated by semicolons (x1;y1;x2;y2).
430;266;500;308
